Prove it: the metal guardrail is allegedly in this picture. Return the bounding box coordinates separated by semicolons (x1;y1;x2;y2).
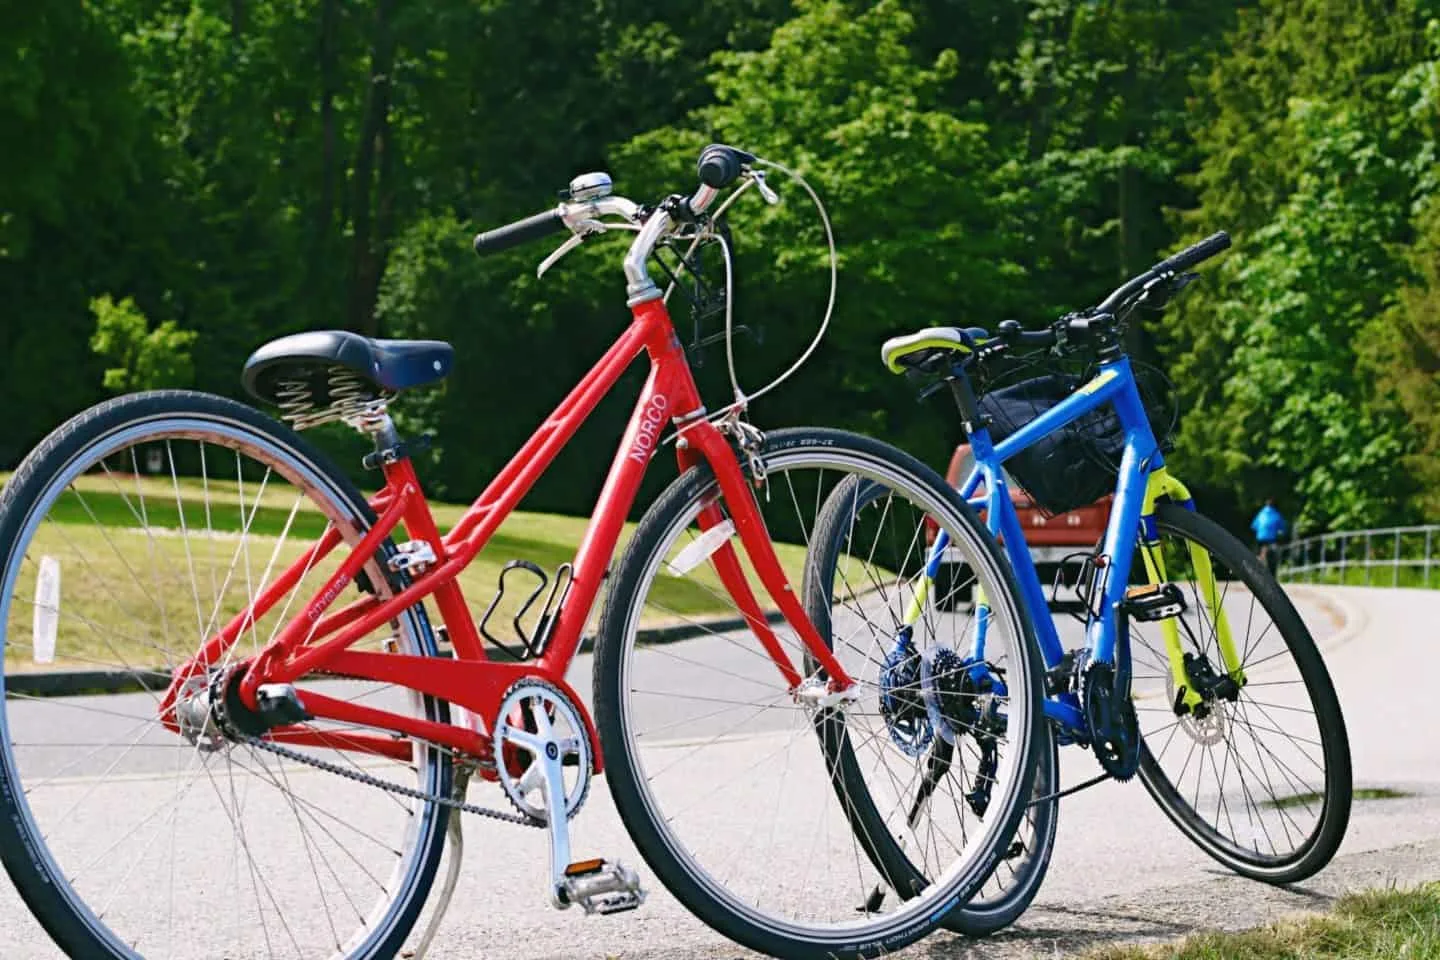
1277;524;1440;588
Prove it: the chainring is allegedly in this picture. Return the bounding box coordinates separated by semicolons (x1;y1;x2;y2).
1083;662;1140;781
492;679;592;823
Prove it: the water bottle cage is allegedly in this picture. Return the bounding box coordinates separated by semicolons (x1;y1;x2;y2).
479;560;574;661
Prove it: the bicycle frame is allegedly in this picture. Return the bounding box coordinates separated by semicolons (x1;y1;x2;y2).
910;356;1242;736
158;296;854;779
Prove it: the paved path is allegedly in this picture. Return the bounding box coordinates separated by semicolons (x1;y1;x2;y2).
0;585;1434;958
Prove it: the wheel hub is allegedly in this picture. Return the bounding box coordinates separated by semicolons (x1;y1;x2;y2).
1167;652;1233;745
174;675;226;752
920;647;992;744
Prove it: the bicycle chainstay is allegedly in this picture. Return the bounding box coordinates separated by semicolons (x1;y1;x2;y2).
240;734;544;828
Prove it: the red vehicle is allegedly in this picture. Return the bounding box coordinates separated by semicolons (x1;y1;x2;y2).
934;444;1112;609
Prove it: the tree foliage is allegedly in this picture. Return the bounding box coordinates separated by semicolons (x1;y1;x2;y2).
4;0;1439;533
1166;1;1439;529
90;295;198;393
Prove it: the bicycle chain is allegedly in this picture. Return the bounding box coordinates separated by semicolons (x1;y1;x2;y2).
240;733;544;828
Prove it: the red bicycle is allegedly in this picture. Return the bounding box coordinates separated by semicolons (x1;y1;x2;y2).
0;145;1043;959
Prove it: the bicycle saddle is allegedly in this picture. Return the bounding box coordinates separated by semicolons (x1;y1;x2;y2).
880;326;992;373
242;330;454;408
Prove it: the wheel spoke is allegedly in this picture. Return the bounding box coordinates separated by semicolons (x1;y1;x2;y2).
0;418;446;957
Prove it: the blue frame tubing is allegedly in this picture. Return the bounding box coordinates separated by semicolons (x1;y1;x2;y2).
919;356;1219;740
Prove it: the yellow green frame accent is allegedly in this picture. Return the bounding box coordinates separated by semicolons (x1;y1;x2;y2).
904;573;930;624
1139;468;1247;710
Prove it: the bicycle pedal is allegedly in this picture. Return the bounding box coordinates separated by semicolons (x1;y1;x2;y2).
560;858;646;916
1121;582;1186;622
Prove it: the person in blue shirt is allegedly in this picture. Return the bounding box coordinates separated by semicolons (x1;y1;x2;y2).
1251;498;1288;576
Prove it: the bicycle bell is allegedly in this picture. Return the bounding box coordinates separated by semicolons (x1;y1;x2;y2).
566;172;613;202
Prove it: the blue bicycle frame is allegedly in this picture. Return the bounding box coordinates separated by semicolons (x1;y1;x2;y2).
908;355;1244;739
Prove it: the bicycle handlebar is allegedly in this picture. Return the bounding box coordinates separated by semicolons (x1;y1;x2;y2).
995;320;1057;347
472;208;566;256
1095;230;1231;315
470;143;752;301
697;144;755;190
1152;230;1231;274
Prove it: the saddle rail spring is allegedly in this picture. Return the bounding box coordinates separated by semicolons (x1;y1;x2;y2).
273;366;394;432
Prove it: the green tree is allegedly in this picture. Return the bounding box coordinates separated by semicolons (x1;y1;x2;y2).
600;0;1028;463
1165;1;1438;529
89;295;198;393
1357;22;1440;517
0;0;141;464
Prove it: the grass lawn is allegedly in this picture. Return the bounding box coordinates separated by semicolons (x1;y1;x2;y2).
2;469;843;672
1087;883;1440;960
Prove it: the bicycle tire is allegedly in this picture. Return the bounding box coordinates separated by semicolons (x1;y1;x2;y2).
1132;503;1351;884
0;390;451;959
592;427;1044;960
803;473;1058;938
948;722;1057;937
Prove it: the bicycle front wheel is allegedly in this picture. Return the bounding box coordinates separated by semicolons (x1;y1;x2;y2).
1129;503;1351;883
593;428;1044;960
0;391;450;959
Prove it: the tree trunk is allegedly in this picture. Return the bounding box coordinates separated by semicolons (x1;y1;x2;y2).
1117;161;1148;359
316;0;338;253
348;0;395;336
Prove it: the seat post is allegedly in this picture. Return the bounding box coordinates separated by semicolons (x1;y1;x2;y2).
945;364;990;439
363;409;402;447
354;406;410;469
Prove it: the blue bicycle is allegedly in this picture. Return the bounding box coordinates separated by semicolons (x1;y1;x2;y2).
803;232;1352;935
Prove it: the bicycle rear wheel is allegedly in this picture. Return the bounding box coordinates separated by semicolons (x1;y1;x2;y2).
803;473;1059;938
593;428;1044;960
1128;503;1351;883
0;391;450;959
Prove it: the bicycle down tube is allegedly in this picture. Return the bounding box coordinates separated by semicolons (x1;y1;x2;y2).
160;267;853;780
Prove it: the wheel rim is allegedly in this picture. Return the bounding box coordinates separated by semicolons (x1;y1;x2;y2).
0;414;445;958
611;445;1036;944
1129;513;1338;870
812;473;1055;928
957;728;1055;921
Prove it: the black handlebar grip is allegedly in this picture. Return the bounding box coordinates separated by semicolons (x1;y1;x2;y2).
473;208;565;256
696;144;756;190
1154;230;1231;273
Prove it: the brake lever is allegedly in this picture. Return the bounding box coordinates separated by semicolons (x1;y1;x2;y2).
1136;271;1200;310
538;217;612;278
750;170;780;205
536;233;586;278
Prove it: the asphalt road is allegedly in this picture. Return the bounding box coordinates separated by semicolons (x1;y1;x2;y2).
0;584;1434;959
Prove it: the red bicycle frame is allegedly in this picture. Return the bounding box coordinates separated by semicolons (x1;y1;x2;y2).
160;296;854;779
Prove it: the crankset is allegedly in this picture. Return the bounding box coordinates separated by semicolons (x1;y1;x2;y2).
1081;660;1140;781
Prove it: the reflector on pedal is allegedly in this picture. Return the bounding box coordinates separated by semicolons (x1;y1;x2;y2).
566;858;606;877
